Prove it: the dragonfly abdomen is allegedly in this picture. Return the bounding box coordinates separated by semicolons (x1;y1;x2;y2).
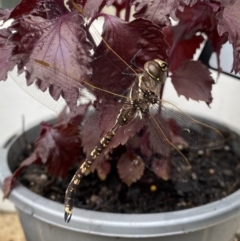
64;106;137;222
64;129;116;222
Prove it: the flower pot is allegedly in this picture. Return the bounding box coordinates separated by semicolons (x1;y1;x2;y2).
0;120;240;241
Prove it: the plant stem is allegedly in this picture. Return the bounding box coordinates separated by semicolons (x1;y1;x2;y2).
124;0;131;22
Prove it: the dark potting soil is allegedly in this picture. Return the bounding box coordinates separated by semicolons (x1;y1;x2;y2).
16;130;240;214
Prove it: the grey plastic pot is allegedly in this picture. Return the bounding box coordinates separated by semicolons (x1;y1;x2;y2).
1;122;240;241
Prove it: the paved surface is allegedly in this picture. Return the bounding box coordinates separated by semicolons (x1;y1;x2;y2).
0;212;26;241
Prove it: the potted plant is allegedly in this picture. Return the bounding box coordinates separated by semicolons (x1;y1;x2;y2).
0;0;240;240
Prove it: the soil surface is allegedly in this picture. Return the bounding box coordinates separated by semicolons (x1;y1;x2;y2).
16;130;240;214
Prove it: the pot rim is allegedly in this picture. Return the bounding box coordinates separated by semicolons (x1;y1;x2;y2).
0;120;240;238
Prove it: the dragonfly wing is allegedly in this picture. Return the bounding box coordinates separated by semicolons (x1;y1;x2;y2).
127;113;191;181
159;100;224;150
10;59;130;116
9;68;68;115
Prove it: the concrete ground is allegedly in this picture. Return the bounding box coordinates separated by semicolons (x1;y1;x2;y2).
0;211;26;241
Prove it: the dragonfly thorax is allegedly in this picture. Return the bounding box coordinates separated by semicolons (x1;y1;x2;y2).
131;89;158;114
132;99;149;113
143;90;158;104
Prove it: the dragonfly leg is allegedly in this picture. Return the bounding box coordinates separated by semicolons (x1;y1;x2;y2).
122;48;142;76
129;47;142;68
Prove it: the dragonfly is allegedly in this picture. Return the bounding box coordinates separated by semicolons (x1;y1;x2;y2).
15;55;224;223
9;6;224;223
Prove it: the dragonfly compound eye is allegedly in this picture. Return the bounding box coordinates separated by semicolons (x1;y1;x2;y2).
144;59;168;84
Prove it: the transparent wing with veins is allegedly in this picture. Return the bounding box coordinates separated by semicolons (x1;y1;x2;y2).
9;56;131;116
129;100;224;181
157;100;224;150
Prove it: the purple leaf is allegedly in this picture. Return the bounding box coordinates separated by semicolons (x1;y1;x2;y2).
207;27;228;74
167;118;189;147
117;151;145;186
109;0;127;17
94;99;144;153
80;110;107;169
172;2;225;72
81;110;102;156
3;120;82;198
151;156;170;180
11;10;92;112
68;103;92;126
163;26;204;71
8;0;40;20
83;0;106;18
2;153;39;198
9;0;68;20
69;0;126;18
0;8;12;21
107;0;125;5
81;106;144;166
96;161;111;181
215;0;236;6
171;60;214;103
132;0;181;26
164;1;226;71
175;2;220;34
161;1;224;70
0;29;16;81
92;16;169;96
98;101;122;134
106;116;144;151
217;0;240;73
147;113;171;158
231;43;240;74
171;33;204;71
181;0;198;7
35;122;82;178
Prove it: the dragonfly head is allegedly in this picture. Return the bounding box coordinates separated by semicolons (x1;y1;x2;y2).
144;59;168;84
